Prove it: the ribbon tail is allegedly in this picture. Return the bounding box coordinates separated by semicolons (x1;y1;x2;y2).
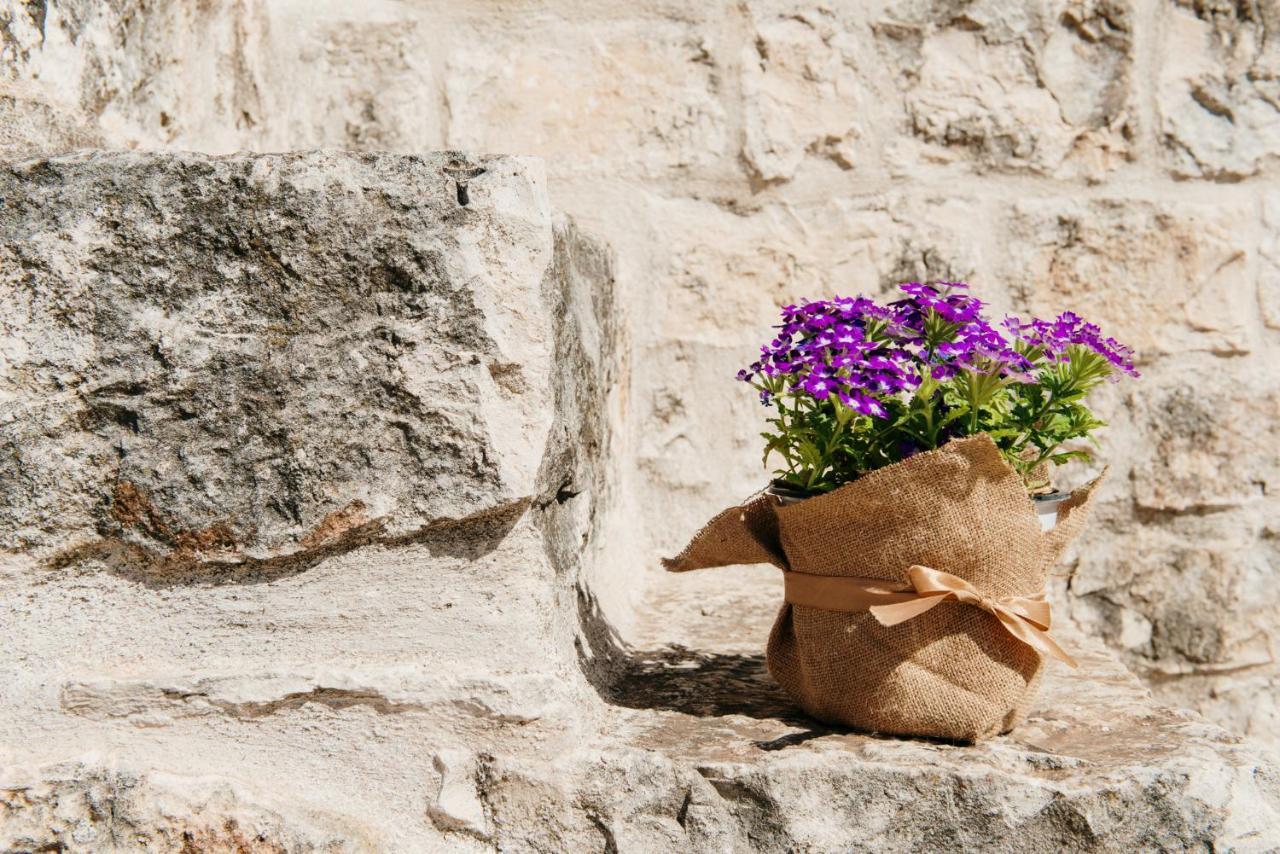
870;593;950;627
994;609;1078;669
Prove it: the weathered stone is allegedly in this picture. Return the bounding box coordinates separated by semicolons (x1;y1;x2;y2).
1126;365;1279;513
994;201;1272;728
3;0;1280;840
1062;356;1280;757
427;749;490;840
740;8;870;184
1159;0;1280;179
1002;197;1256;357
8;558;1280;850
0;0;444;158
876;0;1135;178
651;191;985;347
0;151;559;561
545;566;1280;852
1261;192;1280;330
444;16;731;182
0;151;622;847
1;762;370;852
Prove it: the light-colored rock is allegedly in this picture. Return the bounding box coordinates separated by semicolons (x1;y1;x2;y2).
8;559;1280;851
523;565;1280;852
1063;355;1280;755
444;14;731;182
876;0;1135;179
740;8;871;183
0;150;557;558
2;0;1280;840
5;148;1278;850
427;749;489;840
1261;192;1280;330
0;0;447;158
1;762;369;852
1127;365;1279;513
0;151;622;849
1159;0;1280;179
1002;197;1256;357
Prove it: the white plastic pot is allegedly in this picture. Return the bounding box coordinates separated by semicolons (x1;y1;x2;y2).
1033;491;1069;531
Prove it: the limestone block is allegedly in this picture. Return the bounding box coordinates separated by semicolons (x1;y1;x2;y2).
1127;364;1279;513
478;565;1280;851
740;8;871;183
1159;0;1280;179
0;150;621;848
0;0;444;158
1;762;371;852
1002;197;1255;357
8;563;1280;850
443;16;731;181
1062;356;1280;754
1261;192;1280;330
427;749;489;839
875;0;1135;178
0;3;103;159
0;151;556;560
651;192;985;348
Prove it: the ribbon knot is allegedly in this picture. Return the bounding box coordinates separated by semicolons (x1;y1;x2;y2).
868;565;1077;668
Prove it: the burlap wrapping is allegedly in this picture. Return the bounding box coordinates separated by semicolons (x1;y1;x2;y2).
664;434;1103;741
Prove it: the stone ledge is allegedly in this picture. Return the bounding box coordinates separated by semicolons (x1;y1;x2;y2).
519;565;1280;852
2;150;1277;851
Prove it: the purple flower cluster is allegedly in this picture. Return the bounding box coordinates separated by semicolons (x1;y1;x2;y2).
737;295;914;417
1002;312;1140;377
739;282;1138;417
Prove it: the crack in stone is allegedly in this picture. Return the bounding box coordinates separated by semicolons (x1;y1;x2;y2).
42;497;531;588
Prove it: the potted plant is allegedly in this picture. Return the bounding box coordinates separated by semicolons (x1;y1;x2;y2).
666;282;1138;741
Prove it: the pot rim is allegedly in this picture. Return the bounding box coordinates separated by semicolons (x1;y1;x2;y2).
769;481;1069;504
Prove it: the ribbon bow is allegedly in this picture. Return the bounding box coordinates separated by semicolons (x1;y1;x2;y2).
868;565;1077;668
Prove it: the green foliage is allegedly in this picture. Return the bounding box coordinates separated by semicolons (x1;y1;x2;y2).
761;344;1117;495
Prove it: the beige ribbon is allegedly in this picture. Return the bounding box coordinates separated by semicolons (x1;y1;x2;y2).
783;564;1077;668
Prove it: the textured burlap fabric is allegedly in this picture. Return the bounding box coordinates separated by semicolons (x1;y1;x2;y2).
664;434;1103;741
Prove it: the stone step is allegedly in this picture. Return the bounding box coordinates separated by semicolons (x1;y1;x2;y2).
538;565;1280;851
0;150;617;850
2;150;1278;852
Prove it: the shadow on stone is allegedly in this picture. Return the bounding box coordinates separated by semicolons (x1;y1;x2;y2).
574;584;828;736
605;644;808;723
574;583;986;749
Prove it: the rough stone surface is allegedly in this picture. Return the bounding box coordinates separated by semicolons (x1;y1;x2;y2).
561;566;1280;852
1;151;561;562
1159;0;1280;179
3;0;1280;845
1002;197;1257;358
2;763;370;852
0;151;623;849
877;0;1135;180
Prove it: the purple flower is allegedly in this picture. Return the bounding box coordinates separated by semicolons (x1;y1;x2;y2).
1005;311;1140;378
738;283;1137;408
803;375;835;400
839;390;890;419
741;282;1139;493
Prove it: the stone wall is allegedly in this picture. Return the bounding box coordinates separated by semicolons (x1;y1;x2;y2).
2;0;1278;753
0;149;629;850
